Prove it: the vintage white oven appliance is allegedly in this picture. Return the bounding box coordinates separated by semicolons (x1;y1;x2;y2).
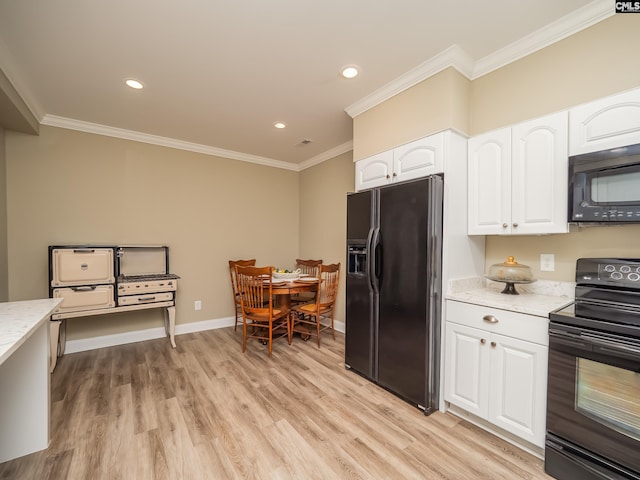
48;245;179;371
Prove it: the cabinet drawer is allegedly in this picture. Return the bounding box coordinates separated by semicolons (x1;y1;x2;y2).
51;247;114;287
446;300;548;346
118;292;173;306
52;285;115;314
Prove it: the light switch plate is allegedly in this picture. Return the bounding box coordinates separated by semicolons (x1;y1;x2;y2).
194;300;202;311
540;254;555;272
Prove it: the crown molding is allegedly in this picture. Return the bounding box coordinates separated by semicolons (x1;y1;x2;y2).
345;1;614;118
345;45;475;118
41;115;299;171
298;140;353;171
472;1;614;78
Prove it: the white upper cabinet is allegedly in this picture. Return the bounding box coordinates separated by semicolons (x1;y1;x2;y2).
355;150;393;190
569;88;640;155
467;128;512;235
393;134;444;183
355;132;445;191
468;111;569;235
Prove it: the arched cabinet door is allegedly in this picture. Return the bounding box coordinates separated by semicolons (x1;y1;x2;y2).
393;134;444;183
511;111;568;235
355;150;393;191
467;128;512;235
569;88;640;155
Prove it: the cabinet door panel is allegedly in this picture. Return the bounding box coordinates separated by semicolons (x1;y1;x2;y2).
393;134;444;182
468;129;511;235
445;323;489;418
489;333;548;447
355;151;392;191
569;88;640;155
511;111;568;235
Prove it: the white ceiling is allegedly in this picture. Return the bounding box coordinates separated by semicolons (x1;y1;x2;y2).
0;1;611;169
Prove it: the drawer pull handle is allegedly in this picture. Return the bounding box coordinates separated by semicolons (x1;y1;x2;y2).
139;296;156;302
71;286;96;292
483;315;499;324
73;248;96;253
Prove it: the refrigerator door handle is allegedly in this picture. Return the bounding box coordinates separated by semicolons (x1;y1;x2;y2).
371;228;381;292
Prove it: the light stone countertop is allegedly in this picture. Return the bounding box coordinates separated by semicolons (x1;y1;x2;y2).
0;298;61;366
446;277;574;318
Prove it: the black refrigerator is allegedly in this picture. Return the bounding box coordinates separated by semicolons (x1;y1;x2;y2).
344;175;443;414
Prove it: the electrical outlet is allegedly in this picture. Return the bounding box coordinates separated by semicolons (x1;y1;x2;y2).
194;300;202;311
540;254;555;272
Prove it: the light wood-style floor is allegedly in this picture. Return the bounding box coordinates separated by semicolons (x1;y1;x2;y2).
0;327;554;480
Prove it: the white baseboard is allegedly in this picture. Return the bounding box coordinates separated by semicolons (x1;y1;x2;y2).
65;316;344;354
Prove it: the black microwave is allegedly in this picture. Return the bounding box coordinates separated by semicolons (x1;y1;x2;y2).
569;143;640;223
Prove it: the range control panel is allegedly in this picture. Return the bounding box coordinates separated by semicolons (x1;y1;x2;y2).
576;258;640;287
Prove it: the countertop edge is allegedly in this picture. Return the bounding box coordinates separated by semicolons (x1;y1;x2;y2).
446;277;575;318
0;298;62;366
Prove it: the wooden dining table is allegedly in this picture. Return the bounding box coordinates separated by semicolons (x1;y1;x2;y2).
270;278;318;310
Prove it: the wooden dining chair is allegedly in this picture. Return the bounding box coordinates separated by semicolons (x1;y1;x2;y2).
291;263;340;347
291;258;322;305
235;265;291;356
228;259;256;331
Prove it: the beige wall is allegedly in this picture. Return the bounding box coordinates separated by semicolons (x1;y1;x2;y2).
470;14;640;135
0;128;7;301
5;126;300;340
298;151;354;323
353;67;471;160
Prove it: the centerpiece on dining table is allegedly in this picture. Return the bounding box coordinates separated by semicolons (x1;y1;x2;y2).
272;268;301;281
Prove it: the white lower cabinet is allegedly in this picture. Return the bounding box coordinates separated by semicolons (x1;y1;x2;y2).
445;300;548;448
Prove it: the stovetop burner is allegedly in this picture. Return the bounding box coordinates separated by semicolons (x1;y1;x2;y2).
118;273;180;282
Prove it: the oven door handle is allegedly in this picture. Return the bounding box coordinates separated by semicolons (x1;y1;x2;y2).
549;328;590;349
581;332;640;360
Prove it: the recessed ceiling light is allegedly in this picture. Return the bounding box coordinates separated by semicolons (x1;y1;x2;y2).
341;66;359;79
274;122;286;129
125;79;144;90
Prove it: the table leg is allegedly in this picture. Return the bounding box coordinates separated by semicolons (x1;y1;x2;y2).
165;306;176;348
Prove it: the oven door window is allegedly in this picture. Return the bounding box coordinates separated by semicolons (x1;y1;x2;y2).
576;358;640;442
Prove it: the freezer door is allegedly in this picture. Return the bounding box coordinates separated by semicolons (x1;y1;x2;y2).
376;176;443;410
345;189;377;379
346;190;374;242
345;274;377;378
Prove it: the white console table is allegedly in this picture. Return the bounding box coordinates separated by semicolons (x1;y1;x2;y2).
0;298;61;463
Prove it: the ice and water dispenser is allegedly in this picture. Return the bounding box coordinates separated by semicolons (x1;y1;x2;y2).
348;245;367;275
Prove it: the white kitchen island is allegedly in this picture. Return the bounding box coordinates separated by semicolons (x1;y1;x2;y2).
0;298;61;463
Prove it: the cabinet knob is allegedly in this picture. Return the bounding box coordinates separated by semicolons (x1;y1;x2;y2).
392;172;398;177
480;338;486;344
513;223;518;228
502;223;508;228
483;315;499;324
491;341;497;347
